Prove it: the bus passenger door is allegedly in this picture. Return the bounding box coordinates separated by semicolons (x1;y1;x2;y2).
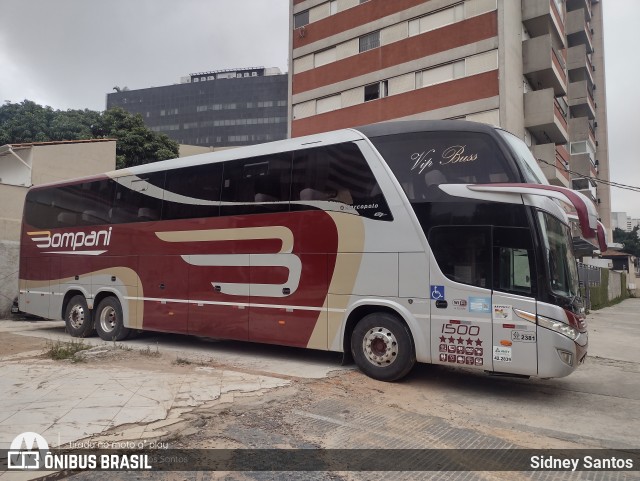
428;226;494;371
491;292;537;376
491;228;538;376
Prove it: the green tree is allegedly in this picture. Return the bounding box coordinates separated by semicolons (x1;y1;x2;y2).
613;226;640;258
92;107;179;169
0;101;178;169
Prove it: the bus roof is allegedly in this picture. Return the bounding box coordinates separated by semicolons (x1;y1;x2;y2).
354;119;500;138
28;119;500;189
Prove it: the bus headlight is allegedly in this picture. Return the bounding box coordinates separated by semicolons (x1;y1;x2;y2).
538;315;579;341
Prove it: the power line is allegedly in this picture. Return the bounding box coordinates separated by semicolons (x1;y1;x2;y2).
537;159;640;193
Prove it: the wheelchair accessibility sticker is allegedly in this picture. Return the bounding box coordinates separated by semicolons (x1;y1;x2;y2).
430;285;445;300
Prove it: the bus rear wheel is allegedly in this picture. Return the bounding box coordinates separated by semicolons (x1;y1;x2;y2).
64;295;94;338
95;297;130;341
351;312;416;382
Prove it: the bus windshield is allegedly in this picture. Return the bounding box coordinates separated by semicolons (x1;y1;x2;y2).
496;130;548;185
367;131;520;202
538;211;580;299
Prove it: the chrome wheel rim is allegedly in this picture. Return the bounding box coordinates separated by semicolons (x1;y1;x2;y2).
68;305;85;330
99;306;117;333
362;327;398;366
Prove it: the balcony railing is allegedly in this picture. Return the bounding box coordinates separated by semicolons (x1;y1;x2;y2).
569;115;597;153
525;88;569;145
568;80;596;119
566;9;593;52
567;0;592;20
532;142;570;187
522;35;567;95
522;0;565;44
567;44;594;87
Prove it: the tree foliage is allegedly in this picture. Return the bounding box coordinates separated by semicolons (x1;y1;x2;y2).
613;226;640;258
0;100;178;169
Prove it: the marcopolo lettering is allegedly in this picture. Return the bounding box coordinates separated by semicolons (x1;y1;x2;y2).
29;228;112;251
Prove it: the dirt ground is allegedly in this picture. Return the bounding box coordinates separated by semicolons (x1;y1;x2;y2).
4;311;638;481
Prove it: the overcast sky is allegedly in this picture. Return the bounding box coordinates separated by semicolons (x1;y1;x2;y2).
1;0;638;220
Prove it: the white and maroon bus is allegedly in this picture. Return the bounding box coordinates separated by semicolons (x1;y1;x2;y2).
19;120;606;381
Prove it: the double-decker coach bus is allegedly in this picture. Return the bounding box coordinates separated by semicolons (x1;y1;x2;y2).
19;120;606;381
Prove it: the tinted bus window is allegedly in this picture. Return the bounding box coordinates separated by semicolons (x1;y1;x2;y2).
292;142;392;221
111;172;165;223
429;225;492;289
163;163;222;220
76;179;116;225
493;227;535;296
24;179;116;229
369;132;519;202
221;153;292;216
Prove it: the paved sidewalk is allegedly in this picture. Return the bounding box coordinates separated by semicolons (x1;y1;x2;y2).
0;358;288;449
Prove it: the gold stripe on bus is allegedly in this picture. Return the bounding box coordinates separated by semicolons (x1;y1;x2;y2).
155;226;294;253
307;212;365;351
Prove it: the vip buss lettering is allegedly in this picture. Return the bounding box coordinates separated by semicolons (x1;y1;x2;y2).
28;228;112;253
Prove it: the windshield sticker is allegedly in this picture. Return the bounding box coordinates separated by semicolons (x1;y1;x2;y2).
410;145;479;175
493;304;513;321
469;297;491;313
440;145;478;165
493;346;512;362
411;150;435;174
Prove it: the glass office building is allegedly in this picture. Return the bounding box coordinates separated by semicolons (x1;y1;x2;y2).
106;67;288;148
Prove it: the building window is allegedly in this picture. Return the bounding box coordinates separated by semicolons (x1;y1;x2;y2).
364;81;388;102
359;31;380;53
294;10;309;28
330;0;338;14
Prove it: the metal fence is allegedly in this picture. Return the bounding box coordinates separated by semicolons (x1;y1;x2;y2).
577;262;601;288
577;262;601;311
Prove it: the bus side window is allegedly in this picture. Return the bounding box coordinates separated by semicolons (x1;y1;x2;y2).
112;173;164;224
292;142;391;220
163;163;222;220
493;227;536;295
221;153;292;216
429;226;492;288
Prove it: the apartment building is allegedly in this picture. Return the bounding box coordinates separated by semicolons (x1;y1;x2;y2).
288;0;610;238
107;67;288;148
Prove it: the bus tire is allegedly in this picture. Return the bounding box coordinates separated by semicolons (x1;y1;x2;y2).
95;297;130;341
64;295;94;338
351;312;416;382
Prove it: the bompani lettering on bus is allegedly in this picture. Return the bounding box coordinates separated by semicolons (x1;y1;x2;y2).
27;228;112;254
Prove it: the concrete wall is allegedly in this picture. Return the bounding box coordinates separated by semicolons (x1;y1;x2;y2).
31;141;116;185
497;0;524;137
0;241;19;317
0;184;28;242
608;270;622;301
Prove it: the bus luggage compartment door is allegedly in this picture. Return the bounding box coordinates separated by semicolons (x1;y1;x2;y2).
491;292;537;376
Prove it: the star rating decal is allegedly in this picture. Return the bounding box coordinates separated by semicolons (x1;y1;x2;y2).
438;324;484;366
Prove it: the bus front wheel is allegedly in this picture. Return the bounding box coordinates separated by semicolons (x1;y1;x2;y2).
351;312;416;382
64;295;94;338
95;297;130;341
